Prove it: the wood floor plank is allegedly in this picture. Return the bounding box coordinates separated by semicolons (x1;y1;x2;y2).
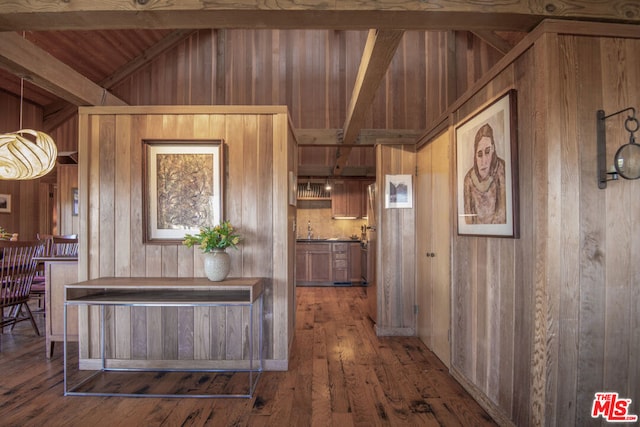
1;288;497;426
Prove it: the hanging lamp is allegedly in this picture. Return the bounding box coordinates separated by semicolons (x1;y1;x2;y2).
0;77;57;180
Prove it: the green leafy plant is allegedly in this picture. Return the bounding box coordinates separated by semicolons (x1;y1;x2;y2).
0;226;12;240
183;220;242;252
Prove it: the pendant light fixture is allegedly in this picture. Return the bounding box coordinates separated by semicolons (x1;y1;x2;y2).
0;128;57;180
0;34;57;180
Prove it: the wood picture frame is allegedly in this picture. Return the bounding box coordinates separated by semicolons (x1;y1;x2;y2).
72;188;79;216
384;174;413;209
142;140;224;243
0;194;10;213
455;89;519;237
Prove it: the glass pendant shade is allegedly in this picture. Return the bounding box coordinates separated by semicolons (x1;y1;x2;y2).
0;129;57;180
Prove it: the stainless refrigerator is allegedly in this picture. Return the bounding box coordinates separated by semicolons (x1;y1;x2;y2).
366;183;377;323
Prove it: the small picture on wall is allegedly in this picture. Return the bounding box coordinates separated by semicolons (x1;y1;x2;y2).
384;174;413;209
72;188;79;216
0;194;11;213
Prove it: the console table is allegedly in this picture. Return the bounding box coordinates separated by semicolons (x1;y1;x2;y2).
64;277;263;398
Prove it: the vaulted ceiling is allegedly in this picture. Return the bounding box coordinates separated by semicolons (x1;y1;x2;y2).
0;2;637;174
1;1;635;109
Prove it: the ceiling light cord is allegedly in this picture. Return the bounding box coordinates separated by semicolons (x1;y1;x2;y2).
0;34;58;181
19;77;24;130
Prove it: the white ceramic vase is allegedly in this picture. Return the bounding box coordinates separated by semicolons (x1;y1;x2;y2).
203;249;231;281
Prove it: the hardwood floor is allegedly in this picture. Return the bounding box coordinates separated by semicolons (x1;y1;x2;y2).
0;287;496;427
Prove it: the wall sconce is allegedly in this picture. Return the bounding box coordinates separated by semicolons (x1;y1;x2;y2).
597;107;640;189
324;179;332;191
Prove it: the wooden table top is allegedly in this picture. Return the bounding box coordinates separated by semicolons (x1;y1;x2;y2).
65;276;264;304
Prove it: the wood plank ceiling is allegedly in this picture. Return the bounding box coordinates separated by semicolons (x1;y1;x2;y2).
0;1;637;174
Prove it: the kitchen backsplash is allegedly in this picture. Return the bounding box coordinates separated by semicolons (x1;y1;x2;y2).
296;200;365;239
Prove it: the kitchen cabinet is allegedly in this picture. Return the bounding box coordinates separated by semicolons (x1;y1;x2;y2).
296;242;332;284
296;241;362;285
331;179;374;219
295;249;307;282
332;243;349;283
350;242;362;282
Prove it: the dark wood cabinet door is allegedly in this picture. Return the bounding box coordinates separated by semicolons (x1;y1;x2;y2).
308;252;332;282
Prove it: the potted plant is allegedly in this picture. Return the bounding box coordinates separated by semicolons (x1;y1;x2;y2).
183;220;242;281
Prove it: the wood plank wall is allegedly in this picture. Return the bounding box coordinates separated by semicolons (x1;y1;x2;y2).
375;144;416;336
77;106;295;369
48;114;79;153
1;25;503;250
0;91;46;239
549;32;639;427
110;29;492;130
56;164;79;236
3;28;500;250
441;24;640;427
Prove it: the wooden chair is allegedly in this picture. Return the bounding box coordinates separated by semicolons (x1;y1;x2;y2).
30;234;54;312
0;240;46;336
52;236;79;257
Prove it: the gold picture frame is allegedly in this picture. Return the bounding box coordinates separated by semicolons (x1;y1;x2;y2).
142;140;224;243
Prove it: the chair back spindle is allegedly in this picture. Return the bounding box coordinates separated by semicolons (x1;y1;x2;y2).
52;236;79;257
0;240;46;335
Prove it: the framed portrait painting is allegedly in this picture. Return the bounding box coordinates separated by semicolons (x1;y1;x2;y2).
143;140;224;243
384;174;413;209
455;89;519;238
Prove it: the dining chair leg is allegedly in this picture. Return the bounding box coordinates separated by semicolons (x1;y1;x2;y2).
7;303;40;336
22;303;40;336
9;303;24;331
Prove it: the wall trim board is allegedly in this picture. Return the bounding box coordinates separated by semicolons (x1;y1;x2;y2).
375;326;416;336
450;366;516;427
264;359;289;371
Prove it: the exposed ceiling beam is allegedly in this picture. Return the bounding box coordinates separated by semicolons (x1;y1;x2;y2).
333;29;404;175
0;1;638;32
298;165;376;178
296;129;423;146
0;32;127;107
